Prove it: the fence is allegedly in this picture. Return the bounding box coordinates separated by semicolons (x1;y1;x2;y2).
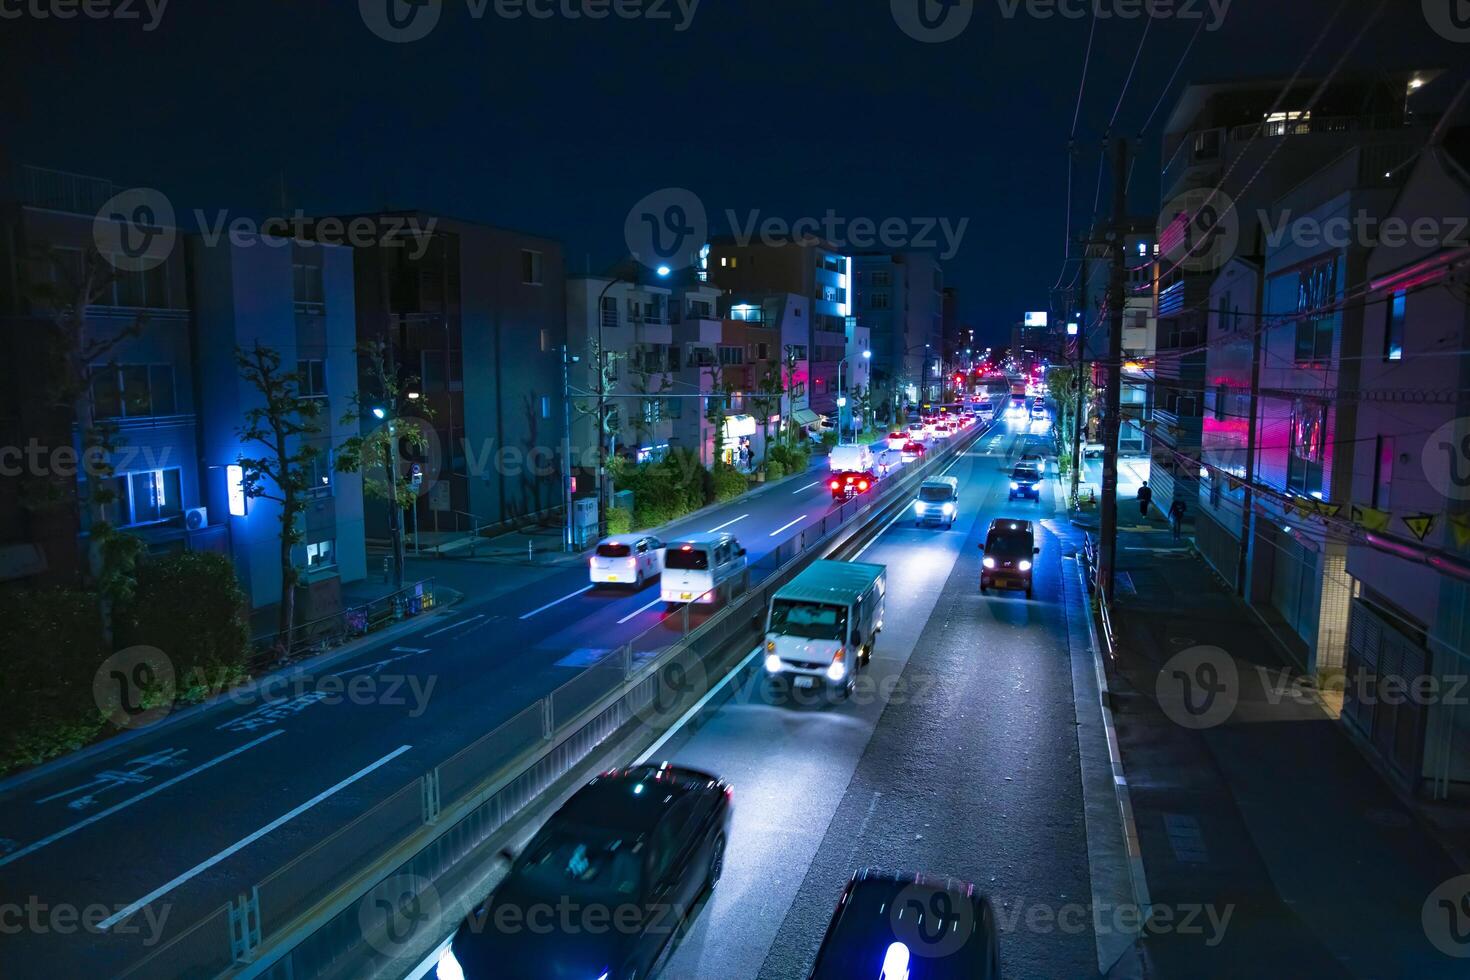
1081;533;1117;659
249;579;437;665
109;422;991;980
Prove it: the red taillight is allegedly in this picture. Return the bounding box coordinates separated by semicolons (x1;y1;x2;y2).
830;480;840;490
858;481;869;491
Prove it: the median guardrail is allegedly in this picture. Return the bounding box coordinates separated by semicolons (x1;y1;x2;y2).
111;421;992;980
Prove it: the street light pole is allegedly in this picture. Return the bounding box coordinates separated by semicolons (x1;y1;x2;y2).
373;407;405;590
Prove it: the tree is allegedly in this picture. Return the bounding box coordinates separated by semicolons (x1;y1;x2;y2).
235;343;324;653
779;344;803;445
29;246;148;630
853;383;874;441
570;337;625;535
336;339;433;590
702;356;728;469
749;362;783;472
627;346;672;452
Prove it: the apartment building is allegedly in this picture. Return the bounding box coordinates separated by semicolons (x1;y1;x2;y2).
854;251;944;414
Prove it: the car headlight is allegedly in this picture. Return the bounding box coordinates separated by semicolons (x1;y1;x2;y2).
1010;481;1019;490
983;556;997;569
826;660;847;682
1019;560;1033;572
437;947;466;980
915;501;927;513
765;654;782;673
942;502;955;515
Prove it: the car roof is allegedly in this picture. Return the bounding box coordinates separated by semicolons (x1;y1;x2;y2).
988;518;1033;533
560;764;724;830
922;476;959;488
600;533;654;545
667;532;730;548
1012;463;1041;474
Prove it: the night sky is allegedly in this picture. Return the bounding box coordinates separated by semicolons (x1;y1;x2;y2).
4;0;1462;343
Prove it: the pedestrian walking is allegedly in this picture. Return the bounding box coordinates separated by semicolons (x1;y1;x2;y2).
1137;480;1153;519
1169;498;1186;541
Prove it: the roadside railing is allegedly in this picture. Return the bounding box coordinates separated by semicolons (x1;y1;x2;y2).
108;421;992;980
1080;534;1117;659
248;578;437;666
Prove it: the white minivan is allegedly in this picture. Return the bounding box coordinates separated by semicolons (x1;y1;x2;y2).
661;532;749;605
589;534;664;589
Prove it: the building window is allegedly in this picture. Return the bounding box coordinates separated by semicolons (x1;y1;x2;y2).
540;328;550;352
521;249;543;285
297;359;328;399
718;346;744;366
1294;260;1336;364
868;290;891;310
293;262;324;306
1384;290;1405;361
304;538;336;569
870;271;892;287
105;468;183;527
1214;384;1227;422
93;363;176;418
1373;436;1394;509
305;448;334;497
1287;401;1326;497
541;395;551;419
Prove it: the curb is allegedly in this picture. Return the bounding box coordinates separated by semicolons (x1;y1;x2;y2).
0;587;466;799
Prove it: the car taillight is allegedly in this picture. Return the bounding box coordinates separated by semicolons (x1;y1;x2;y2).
858;480;869;491
830;480;840;490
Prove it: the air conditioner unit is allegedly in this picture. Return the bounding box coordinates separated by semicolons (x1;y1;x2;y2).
185;507;208;531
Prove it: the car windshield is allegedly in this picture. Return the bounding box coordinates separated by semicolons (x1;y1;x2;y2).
987;532;1033;558
596;543;632;558
665;547;709;571
769;600;847;640
512;823;643;898
1012;467;1039;480
919;485;954;502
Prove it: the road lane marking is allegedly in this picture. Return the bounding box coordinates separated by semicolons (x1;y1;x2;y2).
792;481;821;494
769;516;807;537
706;514;749;534
0;732;285;868
617;597;664;624
518;585;595;620
424;614;484;638
100;744;414;931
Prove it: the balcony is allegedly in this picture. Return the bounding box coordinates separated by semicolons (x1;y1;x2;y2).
14;164;117;215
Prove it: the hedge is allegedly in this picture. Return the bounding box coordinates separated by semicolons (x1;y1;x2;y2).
120;551;250;701
711;464;749;503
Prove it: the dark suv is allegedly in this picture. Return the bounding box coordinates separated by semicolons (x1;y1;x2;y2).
979;519;1039;598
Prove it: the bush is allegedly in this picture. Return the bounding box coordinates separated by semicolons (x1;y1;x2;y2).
764;461;786;481
120;551;250;701
768;443;810;476
615;448;707;530
607;506;633;535
820;431;839;448
711;464;749;503
0;587;108;775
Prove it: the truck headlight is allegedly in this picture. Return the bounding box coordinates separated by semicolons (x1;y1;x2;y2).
942;502;955;515
437;947;465;980
983;556;997;569
826;660;846;682
765;654;783;673
1019;560;1033;572
1010;481;1019;490
915;501;927;513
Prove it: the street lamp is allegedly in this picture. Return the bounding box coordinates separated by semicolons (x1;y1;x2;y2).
372;406;404;590
835;347;872;446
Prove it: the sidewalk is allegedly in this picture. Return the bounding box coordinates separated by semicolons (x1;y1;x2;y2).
1102;520;1467;978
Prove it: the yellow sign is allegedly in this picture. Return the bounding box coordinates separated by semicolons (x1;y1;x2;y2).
1351;505;1392;532
1451;513;1470;550
1402;514;1437;542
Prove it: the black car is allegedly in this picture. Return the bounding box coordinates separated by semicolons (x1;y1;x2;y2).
1008;463;1042;501
440;764;732;980
808;869;1001;979
830;470;875;502
979;519;1039;599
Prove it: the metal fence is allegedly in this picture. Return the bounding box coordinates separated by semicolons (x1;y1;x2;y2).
248;579;438;664
110;423;990;980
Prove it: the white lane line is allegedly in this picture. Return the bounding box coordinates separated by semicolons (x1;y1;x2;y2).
518;585;594;621
425;614;484;638
0;732;285;868
769;515;807;538
706;514;749;534
617;597;665;625
792;481;821;494
100;744;413;931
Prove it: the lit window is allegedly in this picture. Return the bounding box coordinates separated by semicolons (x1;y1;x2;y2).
1384;290;1405;361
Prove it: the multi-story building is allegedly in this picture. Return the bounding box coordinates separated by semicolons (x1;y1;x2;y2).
1079;220;1157;453
853;251;943;414
1151;70;1434;515
339;213;567;536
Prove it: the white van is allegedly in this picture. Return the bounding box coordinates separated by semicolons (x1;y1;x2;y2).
914;476;960;529
660;532;749;605
828;444;875;474
763;560;886;697
589;534;664;589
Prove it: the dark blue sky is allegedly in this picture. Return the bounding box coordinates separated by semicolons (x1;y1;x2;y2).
4;0;1461;343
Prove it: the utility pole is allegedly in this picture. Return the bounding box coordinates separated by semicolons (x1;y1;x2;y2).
1098;137;1128;602
1237;291;1263;594
1071;243;1087;503
562;344;575;552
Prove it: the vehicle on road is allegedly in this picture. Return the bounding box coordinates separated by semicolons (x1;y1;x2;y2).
829;443;876;474
915;476;960;529
1019;451;1045;471
1083;441;1104;459
1030;403;1048;421
661;532;748;605
901;441;927;463
886;431;909;452
829;471;875;502
980;518;1039;598
764;559;885;698
590;534;664;589
907;422;927;441
1008;463;1042;501
808;869;1000;979
976;402;995;422
439;763;733;980
931;423;952;440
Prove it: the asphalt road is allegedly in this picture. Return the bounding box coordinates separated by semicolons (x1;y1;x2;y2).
0;429;972;976
649;414;1105;980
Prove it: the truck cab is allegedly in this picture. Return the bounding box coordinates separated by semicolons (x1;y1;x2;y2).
763;560;886;698
914;476;959;528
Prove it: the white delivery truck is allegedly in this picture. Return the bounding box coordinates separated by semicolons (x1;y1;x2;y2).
828;443;876;474
762;559;886;697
